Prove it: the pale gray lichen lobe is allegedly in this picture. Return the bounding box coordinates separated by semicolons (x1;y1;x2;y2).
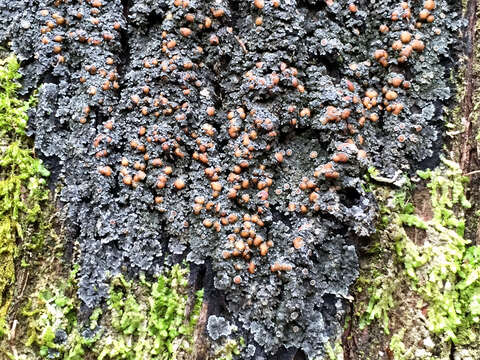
0;0;463;358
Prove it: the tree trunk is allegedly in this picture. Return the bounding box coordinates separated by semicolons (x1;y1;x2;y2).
0;0;477;359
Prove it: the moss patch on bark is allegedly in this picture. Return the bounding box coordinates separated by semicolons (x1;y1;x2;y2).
347;158;480;359
0;54;51;340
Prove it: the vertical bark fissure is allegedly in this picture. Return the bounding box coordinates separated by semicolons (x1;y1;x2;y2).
460;0;478;173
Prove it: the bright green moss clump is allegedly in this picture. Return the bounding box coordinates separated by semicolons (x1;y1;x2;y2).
395;158;478;344
389;329;407;360
0;54;50;338
214;337;245;360
325;340;344;360
100;264;203;360
357;266;396;334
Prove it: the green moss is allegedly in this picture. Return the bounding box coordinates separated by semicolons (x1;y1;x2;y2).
0;54;50;339
18;267;94;360
395;158;478;344
99;264;203;359
357;269;396;334
389;330;407;360
214;337;245;360
356;187;400;334
13;264;203;360
356;157;480;358
324;341;344;360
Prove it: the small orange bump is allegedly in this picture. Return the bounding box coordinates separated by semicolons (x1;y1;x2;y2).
253;235;263;247
357;150;367;159
131;94;140;104
293;237;304;249
419;9;430;20
123;175;132;185
365;89;378;99
133;171;146;182
205;17;212;28
275;152;284;163
411;39;425;52
325;171;339;179
346;80;355;92
211;181;222;192
235;240;246;252
300;108;311;117
391;40;402;51
228;188;237;199
254;0;265;9
206;106;215;116
174;178;185;190
99;166;112;176
309;192;319;203
385;90;398;101
391;77;403;87
424;0;435;11
392;103;404;115
180;27;192;37
341;109;351;120
203;219;213;228
333;153;349;163
400;31;411;44
211;8;225;17
259;242;268;256
374;49;387;60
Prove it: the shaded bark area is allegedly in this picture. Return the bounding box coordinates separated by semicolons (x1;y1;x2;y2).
461;0;480;245
460;0;477;174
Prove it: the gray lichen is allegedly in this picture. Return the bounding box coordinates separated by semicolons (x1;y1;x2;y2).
0;0;464;358
207;315;233;340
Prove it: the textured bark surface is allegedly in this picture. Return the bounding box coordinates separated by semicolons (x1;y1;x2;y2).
0;0;473;359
